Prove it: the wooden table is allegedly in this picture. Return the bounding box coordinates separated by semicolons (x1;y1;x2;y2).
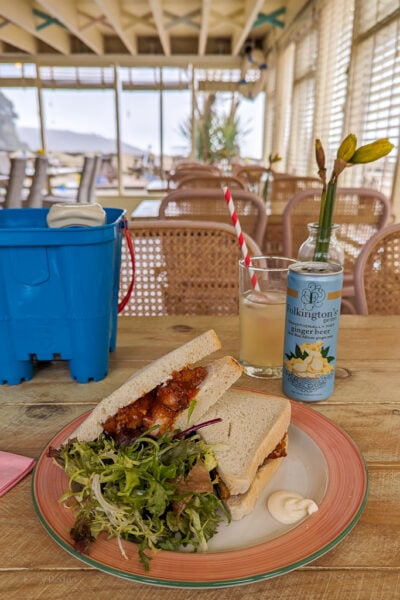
1;315;399;599
130;198;162;220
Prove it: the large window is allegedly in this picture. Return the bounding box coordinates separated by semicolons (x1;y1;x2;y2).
161;67;191;166
1;87;41;152
342;1;400;197
272;43;295;172
120;89;160;186
313;0;355;167
41;88;116;189
268;0;399;211
162;90;191;158
287;29;318;175
42;89;116;153
120;67;191;184
237;93;265;160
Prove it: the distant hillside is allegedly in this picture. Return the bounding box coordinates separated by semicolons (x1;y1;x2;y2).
17;126;144;156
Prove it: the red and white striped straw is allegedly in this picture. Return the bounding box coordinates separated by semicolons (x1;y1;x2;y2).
223;186;260;290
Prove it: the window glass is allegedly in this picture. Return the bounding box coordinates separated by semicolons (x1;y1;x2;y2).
343;14;400;197
42;89;116;152
42;88;116;189
162;89;191;161
0;63;36;78
0;87;41;152
313;0;355;167
120;90;160;186
287;30;317;174
237;93;265;160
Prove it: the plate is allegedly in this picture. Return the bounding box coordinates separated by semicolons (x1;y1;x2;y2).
32;392;368;588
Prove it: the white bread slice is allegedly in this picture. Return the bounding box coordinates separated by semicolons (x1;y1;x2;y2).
69;330;242;442
225;457;284;520
199;389;291;496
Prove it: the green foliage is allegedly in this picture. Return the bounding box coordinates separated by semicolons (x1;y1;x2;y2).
179;93;247;163
285;344;309;361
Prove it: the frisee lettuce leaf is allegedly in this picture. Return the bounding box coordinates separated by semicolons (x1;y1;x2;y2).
52;430;228;570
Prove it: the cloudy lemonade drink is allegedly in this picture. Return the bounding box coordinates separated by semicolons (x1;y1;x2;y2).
239;256;295;378
239;289;287;377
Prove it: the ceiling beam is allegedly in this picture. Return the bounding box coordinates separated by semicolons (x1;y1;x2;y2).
93;0;137;55
121;11;154;33
199;0;211;56
0;21;37;54
39;0;104;54
0;52;242;70
232;0;266;56
209;8;243;30
163;9;201;31
0;0;70;54
148;0;170;56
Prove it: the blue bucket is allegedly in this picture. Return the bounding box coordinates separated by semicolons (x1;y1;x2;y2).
0;207;126;385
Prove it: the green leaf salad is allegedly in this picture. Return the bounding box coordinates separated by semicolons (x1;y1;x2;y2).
49;428;228;570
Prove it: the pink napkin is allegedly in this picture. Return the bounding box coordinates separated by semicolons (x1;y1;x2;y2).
0;450;35;497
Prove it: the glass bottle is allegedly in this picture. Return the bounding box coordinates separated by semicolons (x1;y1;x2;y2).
297;223;345;265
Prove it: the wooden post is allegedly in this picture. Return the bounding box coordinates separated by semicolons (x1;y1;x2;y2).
113;64;123;196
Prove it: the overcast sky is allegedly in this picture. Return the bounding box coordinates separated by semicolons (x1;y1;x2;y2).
4;87;264;158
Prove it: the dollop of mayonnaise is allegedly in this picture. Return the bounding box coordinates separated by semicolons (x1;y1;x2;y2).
267;490;318;524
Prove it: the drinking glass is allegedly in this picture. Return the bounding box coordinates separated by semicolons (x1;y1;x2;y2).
239;256;296;378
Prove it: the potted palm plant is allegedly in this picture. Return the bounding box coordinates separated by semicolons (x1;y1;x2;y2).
179;93;245;164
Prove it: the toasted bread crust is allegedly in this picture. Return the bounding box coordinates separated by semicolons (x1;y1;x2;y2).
68;330;243;442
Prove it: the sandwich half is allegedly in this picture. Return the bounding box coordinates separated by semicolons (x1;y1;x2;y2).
68;329;243;443
199;389;291;520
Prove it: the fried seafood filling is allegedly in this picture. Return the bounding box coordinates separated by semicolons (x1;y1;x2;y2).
102;366;207;441
267;432;288;460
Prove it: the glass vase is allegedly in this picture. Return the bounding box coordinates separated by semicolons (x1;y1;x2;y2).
297;223;345;265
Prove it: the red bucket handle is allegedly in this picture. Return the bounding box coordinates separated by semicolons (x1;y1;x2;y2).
118;217;135;313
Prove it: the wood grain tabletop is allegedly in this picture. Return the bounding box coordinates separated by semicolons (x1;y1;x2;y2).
0;315;399;599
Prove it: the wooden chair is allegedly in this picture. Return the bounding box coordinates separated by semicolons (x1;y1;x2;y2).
233;164;270;196
118;220;262;316
167;165;220;188
262;174;323;256
158;188;267;247
354;223;400;314
282;187;391;311
26;155;49;207
176;174;246;190
174;161;218;171
269;170;297;180
87;154;102;203
269;175;322;215
3;157;28;208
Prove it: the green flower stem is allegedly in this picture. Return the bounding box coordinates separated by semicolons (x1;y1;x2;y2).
313;179;337;261
262;170;270;203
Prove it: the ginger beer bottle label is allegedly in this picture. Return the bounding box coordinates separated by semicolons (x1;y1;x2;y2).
282;262;343;402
